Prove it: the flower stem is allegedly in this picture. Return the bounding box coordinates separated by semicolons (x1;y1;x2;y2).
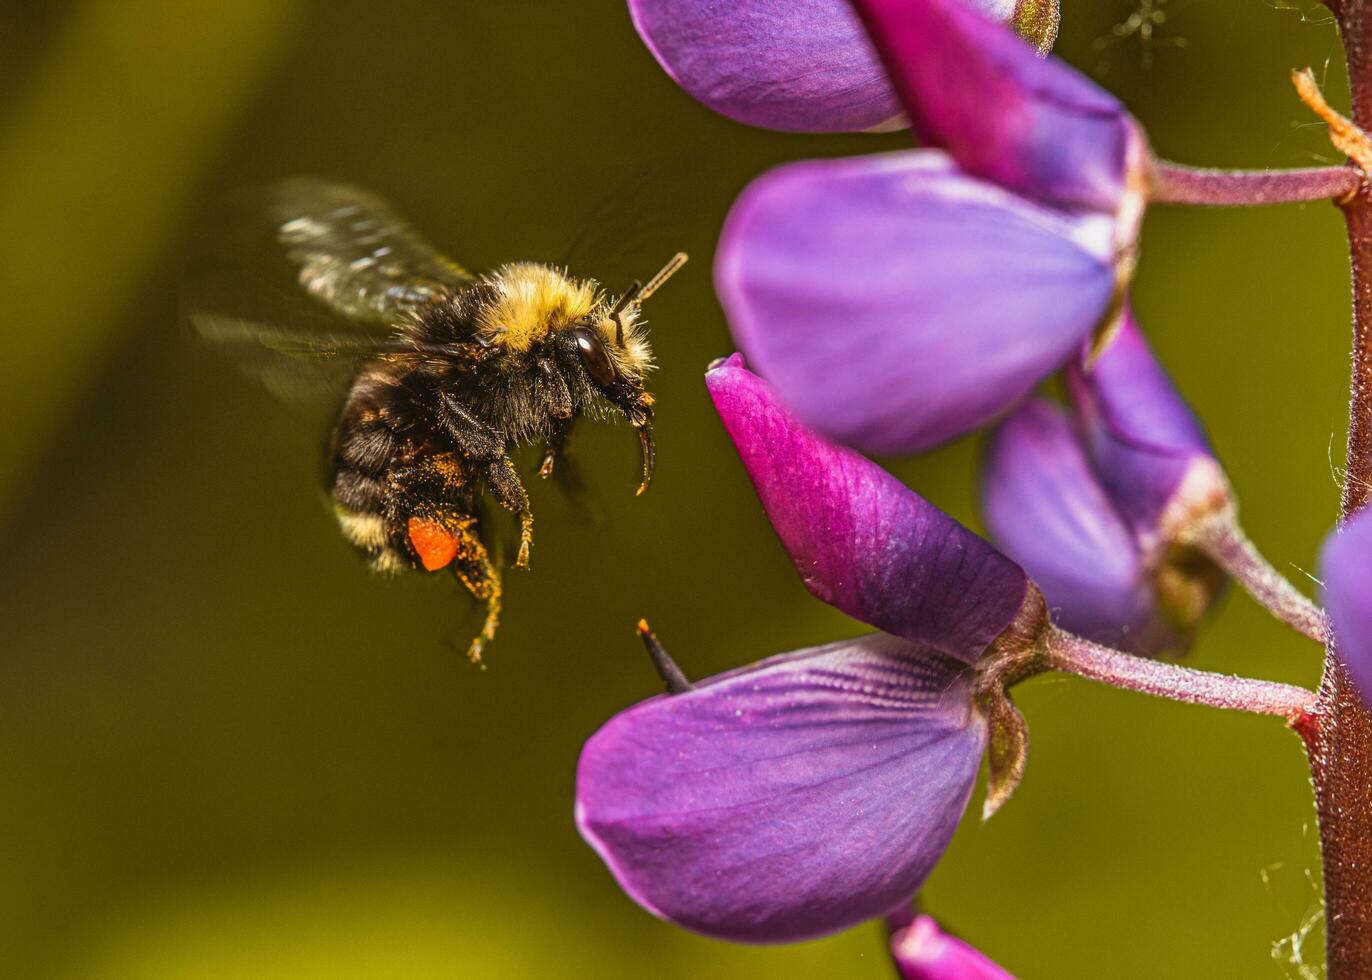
1149;161;1361;207
1182;511;1327;643
1042;628;1316;722
1310;9;1372;974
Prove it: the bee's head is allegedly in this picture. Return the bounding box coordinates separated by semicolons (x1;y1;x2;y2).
563;253;687;495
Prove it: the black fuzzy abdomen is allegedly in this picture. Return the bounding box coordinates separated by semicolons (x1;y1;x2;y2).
328;360;475;573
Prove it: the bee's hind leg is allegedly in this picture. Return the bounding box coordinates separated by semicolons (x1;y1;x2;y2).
448;525;502;664
486;456;535;570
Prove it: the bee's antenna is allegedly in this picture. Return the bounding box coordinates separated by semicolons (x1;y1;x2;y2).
608;253;688;347
609;281;642;347
636;252;689;305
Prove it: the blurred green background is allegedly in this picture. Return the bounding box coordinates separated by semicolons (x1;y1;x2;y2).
0;0;1356;976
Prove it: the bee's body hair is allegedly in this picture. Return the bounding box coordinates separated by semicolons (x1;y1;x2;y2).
324;262;656;660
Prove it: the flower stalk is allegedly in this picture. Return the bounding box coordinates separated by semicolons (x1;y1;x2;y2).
1178;510;1328;643
1042;627;1317;722
1150;161;1362;207
1312;11;1372;972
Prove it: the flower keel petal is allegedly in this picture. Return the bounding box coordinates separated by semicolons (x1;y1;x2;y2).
1066;313;1218;537
707;354;1030;663
849;0;1144;214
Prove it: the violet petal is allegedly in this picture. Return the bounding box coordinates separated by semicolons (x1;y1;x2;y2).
576;633;987;943
891;915;1016;980
982;399;1176;655
1321;509;1372;709
848;0;1144;214
716;151;1117;454
627;0;903;132
707;354;1029;665
1066;313;1216;537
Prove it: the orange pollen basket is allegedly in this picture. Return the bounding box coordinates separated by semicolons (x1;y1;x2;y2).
408;517;459;571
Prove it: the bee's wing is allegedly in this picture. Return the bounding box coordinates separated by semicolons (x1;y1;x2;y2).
192;307;497;405
190;310;393;406
558;146;712;284
266;178;476;326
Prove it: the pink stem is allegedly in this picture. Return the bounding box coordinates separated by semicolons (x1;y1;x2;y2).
1150;161;1361;207
1043;628;1316;722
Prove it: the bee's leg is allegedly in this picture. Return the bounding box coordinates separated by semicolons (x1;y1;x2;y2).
439;394;506;459
438;395;534;567
486;456;535;570
448;523;502;664
536;360;573;480
536;357;574;443
538;416;575;480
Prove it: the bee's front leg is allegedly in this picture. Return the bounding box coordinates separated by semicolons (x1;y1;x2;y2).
538;416;576;480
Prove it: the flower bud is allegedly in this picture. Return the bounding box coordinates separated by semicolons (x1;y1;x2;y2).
1066;314;1229;542
890;914;1015;980
982;315;1230;657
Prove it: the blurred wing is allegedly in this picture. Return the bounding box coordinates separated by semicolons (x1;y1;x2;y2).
268;178;475;326
558;145;712;284
191;311;389;406
192;310;497;406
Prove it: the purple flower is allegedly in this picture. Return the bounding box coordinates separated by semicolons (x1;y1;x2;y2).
627;0;1058;134
1321;508;1372;708
575;356;1045;942
712;0;1150;454
890;914;1015;980
981;314;1227;656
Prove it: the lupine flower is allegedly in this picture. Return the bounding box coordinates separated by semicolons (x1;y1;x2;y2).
1321;508;1372;708
627;0;1058;134
981;313;1227;656
711;0;1149;454
575;356;1047;943
889;913;1015;980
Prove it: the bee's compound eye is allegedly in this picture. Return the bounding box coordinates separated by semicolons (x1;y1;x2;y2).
573;326;617;387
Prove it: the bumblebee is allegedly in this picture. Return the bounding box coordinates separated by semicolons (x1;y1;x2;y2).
197;179;686;662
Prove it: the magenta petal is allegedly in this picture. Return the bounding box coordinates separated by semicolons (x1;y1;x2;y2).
1066;313;1215;536
982;399;1175;654
849;0;1143;213
891;916;1015;980
627;0;902;132
707;354;1029;664
1321;510;1372;709
716;151;1117;453
576;633;987;943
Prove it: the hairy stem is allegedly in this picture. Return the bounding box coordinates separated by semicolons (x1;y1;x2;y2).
1315;8;1372;975
1150;161;1361;207
1042;628;1316;721
1183;511;1327;642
